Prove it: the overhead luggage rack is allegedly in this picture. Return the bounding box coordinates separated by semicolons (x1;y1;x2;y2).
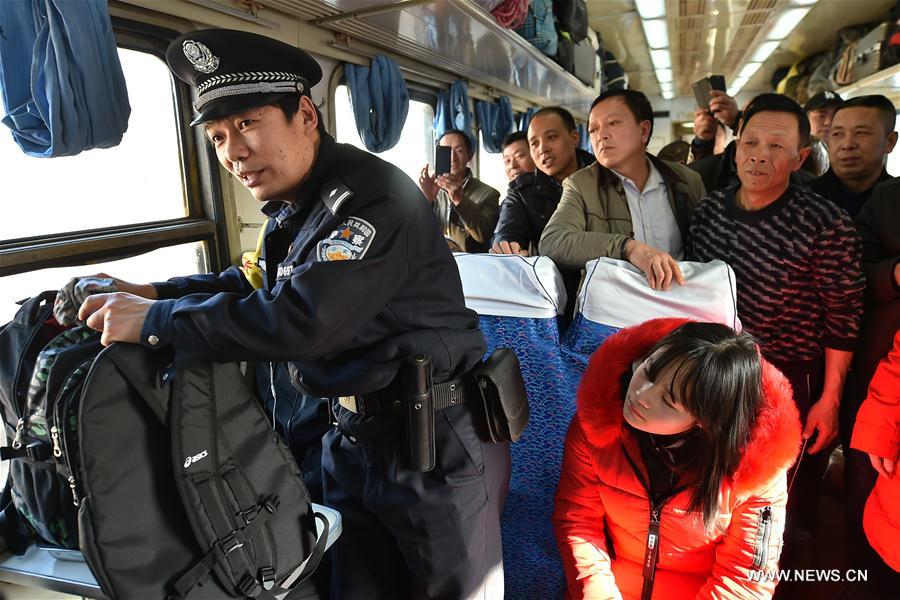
259;0;599;117
837;61;900;103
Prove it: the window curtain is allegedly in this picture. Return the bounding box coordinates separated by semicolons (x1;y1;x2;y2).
344;55;409;153
0;0;131;158
578;123;594;155
517;107;538;133
475;95;513;153
434;79;474;149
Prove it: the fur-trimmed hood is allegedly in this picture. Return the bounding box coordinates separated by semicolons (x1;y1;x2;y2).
576;318;802;498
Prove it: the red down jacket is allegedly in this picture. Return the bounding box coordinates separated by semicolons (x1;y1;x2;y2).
851;329;900;572
553;318;802;599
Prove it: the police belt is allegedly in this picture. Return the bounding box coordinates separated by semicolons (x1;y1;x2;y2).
337;376;472;417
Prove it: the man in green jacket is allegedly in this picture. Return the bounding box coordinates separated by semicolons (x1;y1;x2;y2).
419;129;500;253
540;90;706;290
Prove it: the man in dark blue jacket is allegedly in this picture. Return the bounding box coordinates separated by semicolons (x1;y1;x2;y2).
78;28;509;600
491;106;594;256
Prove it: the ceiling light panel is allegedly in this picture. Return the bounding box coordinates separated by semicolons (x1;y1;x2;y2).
768;7;812;40
642;19;669;49
635;0;666;20
650;49;671;70
752;41;780;63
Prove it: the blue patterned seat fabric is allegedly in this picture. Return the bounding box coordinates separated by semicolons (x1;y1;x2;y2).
481;315;573;599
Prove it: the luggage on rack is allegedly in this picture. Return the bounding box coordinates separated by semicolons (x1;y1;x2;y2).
601;49;627;90
555;28;575;74
554;0;588;43
0;292;328;599
835;21;895;85
573;36;596;85
513;0;558;57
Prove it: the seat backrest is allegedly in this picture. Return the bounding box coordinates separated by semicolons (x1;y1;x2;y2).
454;254;569;600
564;257;741;362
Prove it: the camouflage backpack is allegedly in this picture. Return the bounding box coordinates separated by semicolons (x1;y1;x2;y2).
0;292;101;549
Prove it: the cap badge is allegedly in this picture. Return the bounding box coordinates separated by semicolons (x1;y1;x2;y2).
824;91;835;99
183;40;220;74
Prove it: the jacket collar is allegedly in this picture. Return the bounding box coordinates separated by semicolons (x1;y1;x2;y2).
594;153;687;189
261;132;338;223
576;148;596;169
815;167;892;194
576;318;801;497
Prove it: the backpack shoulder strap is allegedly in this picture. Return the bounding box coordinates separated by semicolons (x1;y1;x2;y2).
168;362;277;598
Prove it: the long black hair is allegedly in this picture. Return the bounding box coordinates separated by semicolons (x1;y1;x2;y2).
642;322;763;530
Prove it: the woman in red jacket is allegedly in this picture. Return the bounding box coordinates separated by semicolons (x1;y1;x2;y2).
851;329;900;574
553;318;801;600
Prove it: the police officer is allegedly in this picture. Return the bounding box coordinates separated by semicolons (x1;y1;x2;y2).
77;29;510;600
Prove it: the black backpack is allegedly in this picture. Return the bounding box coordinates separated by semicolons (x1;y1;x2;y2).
1;293;328;599
0;291;87;550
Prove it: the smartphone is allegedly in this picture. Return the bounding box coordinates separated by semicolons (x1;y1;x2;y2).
435;145;451;176
691;75;726;109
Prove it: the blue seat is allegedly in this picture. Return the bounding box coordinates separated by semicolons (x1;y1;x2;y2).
454;254;570;600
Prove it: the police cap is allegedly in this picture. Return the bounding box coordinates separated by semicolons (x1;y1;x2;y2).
166;28;322;126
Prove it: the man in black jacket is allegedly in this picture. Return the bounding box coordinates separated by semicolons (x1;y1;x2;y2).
808;94;897;219
490;106;594;256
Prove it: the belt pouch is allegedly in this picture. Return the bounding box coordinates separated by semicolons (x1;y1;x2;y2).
404;355;435;472
475;348;529;443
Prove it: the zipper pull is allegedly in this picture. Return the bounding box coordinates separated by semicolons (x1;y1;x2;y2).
11;418;25;449
50;426;62;458
641;504;663;599
68;476;80;506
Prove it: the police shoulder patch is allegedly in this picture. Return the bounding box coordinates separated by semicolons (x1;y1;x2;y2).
316;217;376;262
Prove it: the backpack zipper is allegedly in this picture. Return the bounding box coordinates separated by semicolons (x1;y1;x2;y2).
752;506;773;568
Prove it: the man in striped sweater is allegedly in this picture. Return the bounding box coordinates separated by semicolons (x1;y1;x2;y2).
686;94;865;563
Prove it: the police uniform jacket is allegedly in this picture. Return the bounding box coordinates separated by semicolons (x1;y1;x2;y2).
492;149;595;255
539;155;705;271
141;134;486;396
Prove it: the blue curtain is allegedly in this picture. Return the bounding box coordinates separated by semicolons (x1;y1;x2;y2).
0;0;130;158
344;55;409;153
476;96;514;153
434;79;474;149
577;123;594;155
517;107;538;133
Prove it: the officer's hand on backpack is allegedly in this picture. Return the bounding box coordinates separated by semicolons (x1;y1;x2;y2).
78;292;155;346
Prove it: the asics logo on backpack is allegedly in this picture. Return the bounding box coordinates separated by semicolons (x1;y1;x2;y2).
183;450;208;468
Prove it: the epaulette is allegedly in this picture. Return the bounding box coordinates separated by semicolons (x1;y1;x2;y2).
321;179;355;215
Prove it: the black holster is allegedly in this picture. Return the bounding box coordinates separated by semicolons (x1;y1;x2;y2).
403;355;435;472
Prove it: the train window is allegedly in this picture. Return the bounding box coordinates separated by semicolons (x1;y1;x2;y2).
0;242;207;323
333;84;434;185
1;21;226;313
477;132;510;199
0;48;186;241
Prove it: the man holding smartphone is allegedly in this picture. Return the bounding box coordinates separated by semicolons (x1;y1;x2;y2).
418;129;500;253
691;78;740;162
